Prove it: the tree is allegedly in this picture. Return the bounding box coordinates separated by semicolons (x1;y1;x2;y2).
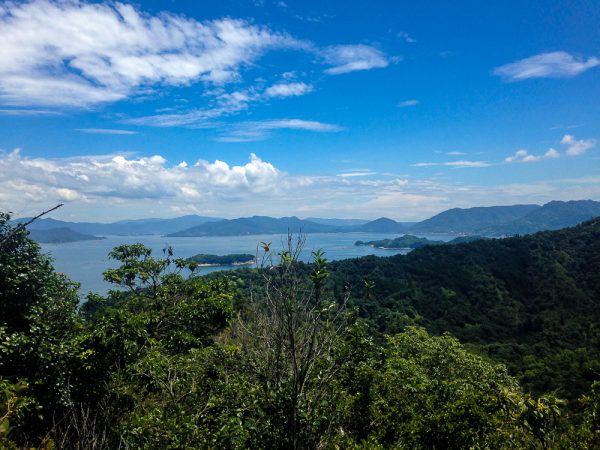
235;233;349;449
79;243;235;448
0;212;82;444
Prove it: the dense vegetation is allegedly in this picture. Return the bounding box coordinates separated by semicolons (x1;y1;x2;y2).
187;253;255;265
328;218;600;402
1;211;599;448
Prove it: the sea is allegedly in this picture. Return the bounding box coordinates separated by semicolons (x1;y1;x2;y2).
40;232;455;297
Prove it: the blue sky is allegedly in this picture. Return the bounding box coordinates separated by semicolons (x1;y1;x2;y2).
0;0;599;221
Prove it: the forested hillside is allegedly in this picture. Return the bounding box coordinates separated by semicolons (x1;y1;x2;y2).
1;211;599;448
328;217;600;400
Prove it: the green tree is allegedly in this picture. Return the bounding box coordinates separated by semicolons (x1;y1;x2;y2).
0;212;82;444
235;234;350;449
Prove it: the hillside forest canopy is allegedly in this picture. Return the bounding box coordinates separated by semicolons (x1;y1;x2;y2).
1;210;599;449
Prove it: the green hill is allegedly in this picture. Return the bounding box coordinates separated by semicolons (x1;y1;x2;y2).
409;204;540;234
28;227;106;243
481;200;600;236
355;234;444;249
186;253;255;266
329;217;600;400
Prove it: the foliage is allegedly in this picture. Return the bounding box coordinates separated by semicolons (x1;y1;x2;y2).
186;253;255;266
328;217;600;401
0;212;83;442
1;211;599;448
234;235;349;449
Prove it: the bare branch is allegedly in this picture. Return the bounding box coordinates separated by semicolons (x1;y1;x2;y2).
0;203;63;247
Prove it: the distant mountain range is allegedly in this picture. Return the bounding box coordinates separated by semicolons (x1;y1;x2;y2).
167;216;336;237
479;200;600;236
14;215;221;236
13;200;600;240
167;216;416;237
410;204;540;234
411;200;600;236
305;218;370;227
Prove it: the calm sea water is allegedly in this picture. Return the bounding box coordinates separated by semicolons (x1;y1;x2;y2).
40;232;455;297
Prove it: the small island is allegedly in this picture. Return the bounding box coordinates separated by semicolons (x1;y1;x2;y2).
356;235;443;249
356;234;487;249
186;253;255;267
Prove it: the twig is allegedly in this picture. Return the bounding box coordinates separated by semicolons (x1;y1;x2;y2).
0;203;63;247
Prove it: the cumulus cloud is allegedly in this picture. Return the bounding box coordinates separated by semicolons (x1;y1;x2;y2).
494;51;600;81
561;134;596;156
322;45;389;75
504;148;561;163
3;149;600;222
505;149;540;163
0;150;288;213
505;135;595;162
0;0;306;107
265;82;313;98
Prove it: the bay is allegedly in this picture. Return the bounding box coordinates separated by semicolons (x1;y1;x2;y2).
40;232;456;297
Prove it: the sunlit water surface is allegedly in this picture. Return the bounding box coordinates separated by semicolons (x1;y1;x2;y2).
40;232;455;297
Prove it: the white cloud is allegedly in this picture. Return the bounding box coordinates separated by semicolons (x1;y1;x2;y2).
561;134;596;156
505;135;595;163
398;99;419;107
412;160;490;168
397;31;416;43
337;171;376;178
505;147;562;163
0;0;307;107
494;51;600;81
77;128;138;135
0;0;393;111
216;119;343;142
447;151;466;156
126;88;258;127
444;160;491;168
3;149;600;222
265;82;313;98
0;109;62;116
0;150;287;210
411;162;439;167
505;149;538;163
322;45;389;75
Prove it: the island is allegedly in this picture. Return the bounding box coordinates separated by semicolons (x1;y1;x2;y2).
28;227;106;244
355;234;487;249
186;253;255;267
355;235;443;249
